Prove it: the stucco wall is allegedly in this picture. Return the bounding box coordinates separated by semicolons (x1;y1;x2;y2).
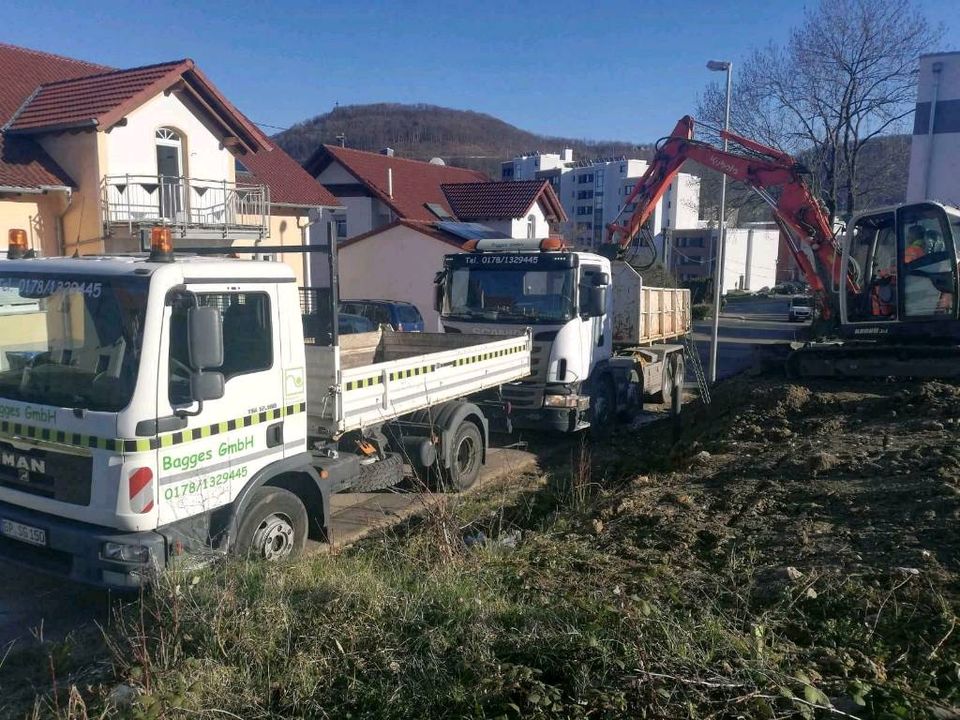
908;53;960;206
0;197;50;256
339;226;458;330
37;131;104;253
103;91;234;183
723;227;779;292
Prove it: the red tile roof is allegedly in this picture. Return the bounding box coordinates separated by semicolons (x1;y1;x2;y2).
238;142;340;207
0;43;107;188
0;43;337;206
441;179;567;222
339;218;468;250
305;145;488;222
7;60;190;133
0;134;74;188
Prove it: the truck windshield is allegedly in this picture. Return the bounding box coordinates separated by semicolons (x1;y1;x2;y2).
444;267;576;323
0;274;148;412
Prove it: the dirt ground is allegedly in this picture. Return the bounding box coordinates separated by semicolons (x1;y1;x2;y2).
592;372;960;716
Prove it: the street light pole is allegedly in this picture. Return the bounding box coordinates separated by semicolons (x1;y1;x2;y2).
707;59;732;384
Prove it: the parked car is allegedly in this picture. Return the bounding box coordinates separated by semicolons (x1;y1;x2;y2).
338;312;376;334
788;295;813;322
339;299;425;332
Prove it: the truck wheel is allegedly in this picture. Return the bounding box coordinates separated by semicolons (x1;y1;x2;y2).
590;377;616;437
654;356;676;403
353;452;404;492
235;487;308;561
439;421;483;492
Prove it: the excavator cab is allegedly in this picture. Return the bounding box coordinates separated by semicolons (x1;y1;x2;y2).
840;202;960;340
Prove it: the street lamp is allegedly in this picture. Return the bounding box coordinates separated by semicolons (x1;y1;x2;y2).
707;59;732;384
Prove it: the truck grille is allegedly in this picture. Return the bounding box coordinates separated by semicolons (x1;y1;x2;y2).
0;440;92;505
502;383;544;410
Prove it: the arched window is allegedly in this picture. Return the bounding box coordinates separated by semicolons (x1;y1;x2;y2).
156;127;184;218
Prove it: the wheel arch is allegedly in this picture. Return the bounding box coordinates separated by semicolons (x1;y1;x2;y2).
227;453;331;547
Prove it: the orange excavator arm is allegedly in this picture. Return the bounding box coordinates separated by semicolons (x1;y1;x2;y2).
606;116;853;316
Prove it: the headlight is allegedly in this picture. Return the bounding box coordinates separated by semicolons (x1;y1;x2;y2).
543;394;580;408
102;541;151;563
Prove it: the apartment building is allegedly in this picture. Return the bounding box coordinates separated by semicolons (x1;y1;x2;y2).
907;51;960;207
670;222;780;293
502;150;699;249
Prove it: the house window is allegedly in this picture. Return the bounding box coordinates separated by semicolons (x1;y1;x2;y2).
527;214;536;239
335;217;347;238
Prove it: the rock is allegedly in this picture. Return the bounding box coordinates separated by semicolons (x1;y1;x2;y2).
107;684;139;710
808;451;839;473
694;450;712;464
805;587;818;599
784;566;804;582
592;518;604;535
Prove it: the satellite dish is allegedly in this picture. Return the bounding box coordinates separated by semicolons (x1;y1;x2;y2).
429;157;446;165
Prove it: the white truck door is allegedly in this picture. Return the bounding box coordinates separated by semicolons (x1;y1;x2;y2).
155;283;286;528
578;265;613;376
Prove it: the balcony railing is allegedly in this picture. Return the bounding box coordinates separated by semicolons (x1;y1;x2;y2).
101;175;270;239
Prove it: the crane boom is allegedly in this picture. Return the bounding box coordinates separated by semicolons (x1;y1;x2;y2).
605;116;854;317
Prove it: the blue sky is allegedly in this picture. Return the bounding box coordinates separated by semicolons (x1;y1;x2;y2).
4;0;958;144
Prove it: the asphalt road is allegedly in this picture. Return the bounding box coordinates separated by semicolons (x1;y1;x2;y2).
0;295;803;650
692;295;807;380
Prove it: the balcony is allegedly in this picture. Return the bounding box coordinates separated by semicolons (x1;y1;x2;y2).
101;175;270;241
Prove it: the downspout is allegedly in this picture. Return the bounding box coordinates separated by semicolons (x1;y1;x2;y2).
54;187;74;257
298;210;322;288
922;61;944;199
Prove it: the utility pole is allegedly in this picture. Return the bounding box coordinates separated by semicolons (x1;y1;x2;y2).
706;59;732;384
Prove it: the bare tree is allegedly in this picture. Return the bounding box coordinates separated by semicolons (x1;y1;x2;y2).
698;0;942;223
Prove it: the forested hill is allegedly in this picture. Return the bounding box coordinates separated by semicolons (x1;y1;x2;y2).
272;103;650;177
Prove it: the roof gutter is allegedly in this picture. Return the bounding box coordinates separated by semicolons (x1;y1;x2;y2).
4;119;98;136
0;184;73;195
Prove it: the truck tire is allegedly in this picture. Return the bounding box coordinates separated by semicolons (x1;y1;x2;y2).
235;487;308;561
654;355;677;403
589;377;616;437
353;452;404;492
438;421;483;492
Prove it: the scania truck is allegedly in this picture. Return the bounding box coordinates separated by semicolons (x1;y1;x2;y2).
0;226;530;588
435;237;691;432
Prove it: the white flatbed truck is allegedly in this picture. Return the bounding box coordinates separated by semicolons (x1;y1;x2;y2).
0;237;530;588
436;238;691;432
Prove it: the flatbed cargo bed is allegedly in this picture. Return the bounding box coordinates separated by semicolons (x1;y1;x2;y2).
306;328;532;435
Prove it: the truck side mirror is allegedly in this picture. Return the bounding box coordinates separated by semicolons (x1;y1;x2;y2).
191;371;225;402
583;286;607;317
187;305;223;370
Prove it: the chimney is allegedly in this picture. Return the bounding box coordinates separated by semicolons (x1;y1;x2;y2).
562;148;573;162
380;147;395;157
388;168;393;199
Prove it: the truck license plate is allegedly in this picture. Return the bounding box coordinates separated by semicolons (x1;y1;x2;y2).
0;519;47;547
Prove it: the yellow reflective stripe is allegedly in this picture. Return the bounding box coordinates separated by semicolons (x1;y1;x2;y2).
0;404;307;453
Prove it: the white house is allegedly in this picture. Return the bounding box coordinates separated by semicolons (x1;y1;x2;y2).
907;51;960;207
304;145;488;241
0;43;341;284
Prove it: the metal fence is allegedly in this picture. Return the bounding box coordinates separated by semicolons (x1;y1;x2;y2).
101;174;269;238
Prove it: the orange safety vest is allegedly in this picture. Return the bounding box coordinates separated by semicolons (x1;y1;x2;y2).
905;243;925;263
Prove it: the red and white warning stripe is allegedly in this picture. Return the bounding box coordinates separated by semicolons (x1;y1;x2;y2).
128;467;154;514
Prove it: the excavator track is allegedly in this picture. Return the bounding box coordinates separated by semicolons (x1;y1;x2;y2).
786;342;960;379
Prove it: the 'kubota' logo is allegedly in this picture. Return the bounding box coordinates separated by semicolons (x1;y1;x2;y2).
0;452;45;475
709;156;739;175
